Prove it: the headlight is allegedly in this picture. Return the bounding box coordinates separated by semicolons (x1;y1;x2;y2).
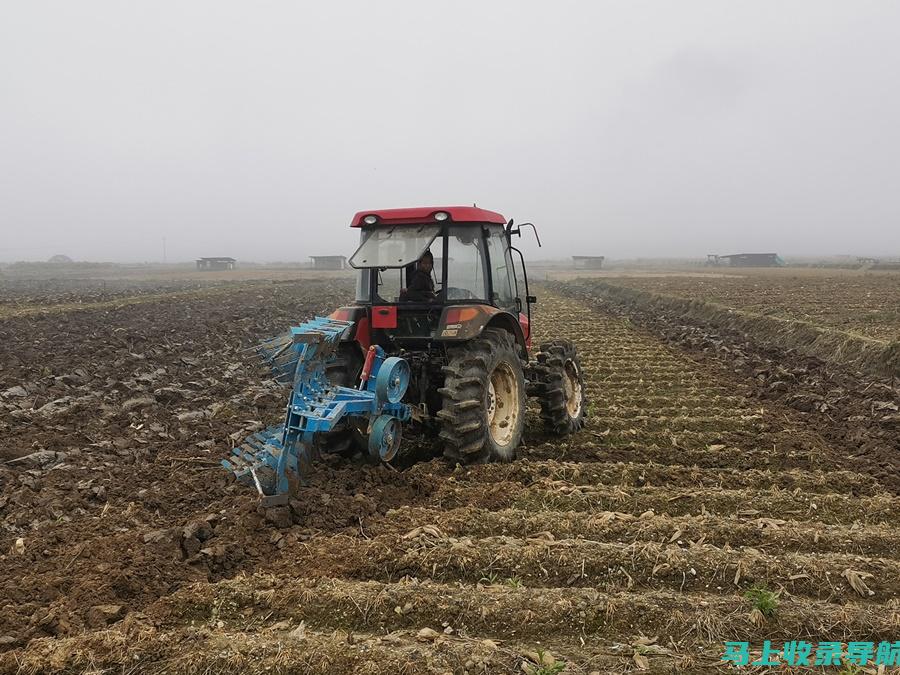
434;211;449;221
363;215;378;225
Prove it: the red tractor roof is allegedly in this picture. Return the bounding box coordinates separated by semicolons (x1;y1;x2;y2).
351;206;506;227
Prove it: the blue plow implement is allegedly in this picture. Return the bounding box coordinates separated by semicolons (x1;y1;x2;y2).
221;316;410;505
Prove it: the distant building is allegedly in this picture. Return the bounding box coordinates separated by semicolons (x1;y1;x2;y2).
310;255;348;270
572;255;605;270
718;253;784;267
48;254;73;264
196;257;236;271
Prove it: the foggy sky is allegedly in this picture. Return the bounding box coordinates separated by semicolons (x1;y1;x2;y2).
2;1;900;263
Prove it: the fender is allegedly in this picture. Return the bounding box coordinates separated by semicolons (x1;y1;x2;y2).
436;305;528;358
328;306;371;350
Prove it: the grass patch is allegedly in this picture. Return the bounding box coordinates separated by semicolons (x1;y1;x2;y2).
744;585;778;618
523;648;566;675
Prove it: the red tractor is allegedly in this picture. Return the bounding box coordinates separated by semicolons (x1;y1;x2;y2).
320;205;586;463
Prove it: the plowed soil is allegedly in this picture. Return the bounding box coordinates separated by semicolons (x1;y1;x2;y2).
1;277;898;674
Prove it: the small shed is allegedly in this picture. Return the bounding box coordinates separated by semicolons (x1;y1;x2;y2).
310;255;348;270
196;257;236;271
572;256;605;270
718;253;783;267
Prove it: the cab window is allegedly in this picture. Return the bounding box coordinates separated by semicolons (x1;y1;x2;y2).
445;227;488;301
486;227;515;309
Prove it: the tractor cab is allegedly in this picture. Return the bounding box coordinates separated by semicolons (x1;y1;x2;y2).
345;206;535;352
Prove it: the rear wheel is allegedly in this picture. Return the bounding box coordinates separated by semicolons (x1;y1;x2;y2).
318;343;367;456
529;340;586;435
438;328;526;463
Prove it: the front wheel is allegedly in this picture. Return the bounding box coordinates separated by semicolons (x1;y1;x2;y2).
438;328;526;463
528;340;586;435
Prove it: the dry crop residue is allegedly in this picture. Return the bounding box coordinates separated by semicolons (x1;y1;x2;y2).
589;270;900;341
1;283;898;674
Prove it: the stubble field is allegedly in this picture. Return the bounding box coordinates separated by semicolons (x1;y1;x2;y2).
577;268;899;340
1;268;898;673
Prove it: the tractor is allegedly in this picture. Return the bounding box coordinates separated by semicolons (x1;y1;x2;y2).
222;206;586;505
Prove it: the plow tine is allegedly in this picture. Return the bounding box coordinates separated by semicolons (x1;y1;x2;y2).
244;437;268;452
270;341;293;360
249;468;265;496
254;331;301;383
238;446;262;465
222;455;252;478
229;448;252;466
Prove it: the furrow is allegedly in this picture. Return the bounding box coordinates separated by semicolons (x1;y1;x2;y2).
154;575;900;645
423;479;900;526
272;533;900;602
374;505;900;558
451;460;883;496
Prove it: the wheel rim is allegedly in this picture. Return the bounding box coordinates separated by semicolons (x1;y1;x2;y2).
487;361;519;447
562;359;584;419
369;415;402;461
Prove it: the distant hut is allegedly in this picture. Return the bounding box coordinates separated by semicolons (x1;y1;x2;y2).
718;253;783;268
196;257;236;271
572;255;605;270
310;255;348;270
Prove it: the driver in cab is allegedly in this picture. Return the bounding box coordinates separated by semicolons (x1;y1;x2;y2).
404;250;436;302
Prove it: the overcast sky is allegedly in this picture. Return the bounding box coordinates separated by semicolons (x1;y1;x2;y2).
2;1;899;262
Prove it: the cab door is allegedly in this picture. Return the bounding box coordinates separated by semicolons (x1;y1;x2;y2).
486;226;531;345
485;226;517;312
